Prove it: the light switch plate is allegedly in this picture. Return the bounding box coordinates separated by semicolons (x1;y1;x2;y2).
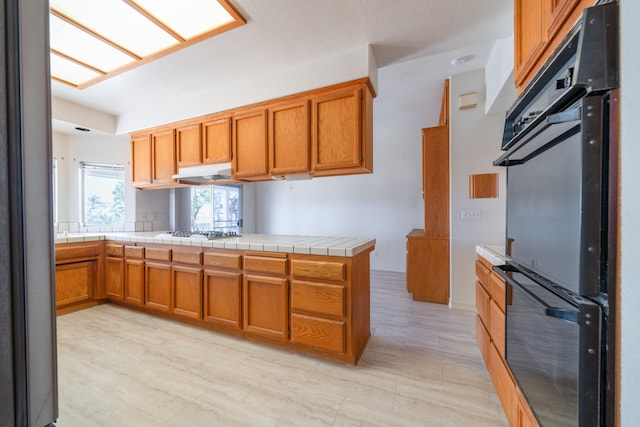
461;209;481;220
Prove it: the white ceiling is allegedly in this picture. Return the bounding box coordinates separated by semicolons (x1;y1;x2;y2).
51;0;513;128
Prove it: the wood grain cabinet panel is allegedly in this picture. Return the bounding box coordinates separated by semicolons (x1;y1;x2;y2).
488;341;517;426
203;115;232;164
405;233;449;304
475;259;491;289
422;126;449;237
176;123;203;167
106;243;124;257
243;274;288;340
145;262;172;312
55;243;101;261
490;299;506;359
172;248;202;266
232;108;268;179
203;251;242;270
106;257;125;301
291;280;345;318
125;246;144;259
489;271;507;312
146;247;172;262
312;88;362;171
290;259;346;282
172;265;202;319
476;314;490;366
204;269;242;329
476;280;490;329
269;100;311;175
151;128;177;184
514;0;548;89
243;255;288;276
291;313;345;353
124;259;145;306
131;133;152;186
55;261;94;307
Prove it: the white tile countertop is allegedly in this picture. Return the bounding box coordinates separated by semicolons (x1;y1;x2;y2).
475;244;508;265
55;232;376;257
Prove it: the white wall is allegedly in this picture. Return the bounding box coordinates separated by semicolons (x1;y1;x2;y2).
449;69;507;309
52;131;171;230
619;0;640;423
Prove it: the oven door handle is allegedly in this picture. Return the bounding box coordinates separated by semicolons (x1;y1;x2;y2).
546;105;581;124
493;265;579;324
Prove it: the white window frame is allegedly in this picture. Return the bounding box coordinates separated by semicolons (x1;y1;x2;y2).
80;161;125;226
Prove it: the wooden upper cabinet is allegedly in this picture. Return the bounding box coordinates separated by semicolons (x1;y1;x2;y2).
232;108;268;179
203;115;232;164
514;0;547;90
514;0;595;92
422;126;449;237
151;128;177;184
312;88;362;172
176;123;203;167
131;134;152;186
269;100;311;175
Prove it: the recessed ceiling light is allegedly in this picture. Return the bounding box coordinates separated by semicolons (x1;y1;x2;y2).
75;126;90;132
450;55;475;68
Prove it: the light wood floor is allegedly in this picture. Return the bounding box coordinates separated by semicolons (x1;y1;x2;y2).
56;270;508;426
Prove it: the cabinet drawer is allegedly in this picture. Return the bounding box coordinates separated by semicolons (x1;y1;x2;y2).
172;248;203;266
489;299;506;359
291;313;345;353
476;280;490;330
291;259;346;282
475;258;491;288
125;246;144;259
244;255;287;275
489;271;507;312
106;243;124;257
56;243;100;262
146;247;172;262
291;280;345;317
203;252;242;270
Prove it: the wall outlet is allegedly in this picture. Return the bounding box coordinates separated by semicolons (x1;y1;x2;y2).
461;209;481;220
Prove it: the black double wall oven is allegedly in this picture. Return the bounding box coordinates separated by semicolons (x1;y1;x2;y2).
494;3;618;426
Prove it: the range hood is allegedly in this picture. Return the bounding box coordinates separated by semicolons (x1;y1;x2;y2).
173;163;232;184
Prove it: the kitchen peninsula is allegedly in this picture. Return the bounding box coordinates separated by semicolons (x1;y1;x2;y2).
55;232;375;365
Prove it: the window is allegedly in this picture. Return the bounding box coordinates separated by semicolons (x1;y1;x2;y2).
81;162;125;225
191;185;242;232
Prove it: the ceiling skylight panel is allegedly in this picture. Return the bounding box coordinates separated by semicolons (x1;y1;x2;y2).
50;53;102;86
131;0;236;39
50;14;136;72
50;0;178;57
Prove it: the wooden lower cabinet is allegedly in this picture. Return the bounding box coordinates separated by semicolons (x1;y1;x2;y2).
203;269;242;329
105;257;125;301
172;265;202;319
124;259;145;306
55;260;95;308
291;313;345;353
243;274;288;340
406;230;449;304
475;254;539;427
145;262;172;312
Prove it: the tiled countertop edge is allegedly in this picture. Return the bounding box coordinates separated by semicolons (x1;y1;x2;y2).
475;245;507;266
55;232;376;257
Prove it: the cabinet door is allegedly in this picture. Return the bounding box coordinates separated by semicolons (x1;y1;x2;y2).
176;123;202;167
124;259;145;306
547;0;581;39
131;134;152;185
312;88;362;171
204;269;242;329
145;262;172;312
106;257;125;301
173;265;202;319
514;0;547;89
269;100;310;175
291;313;345;353
232;109;268;179
151;128;177;184
203;116;232;164
55;261;95;307
243;274;288;340
422;126;449;237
